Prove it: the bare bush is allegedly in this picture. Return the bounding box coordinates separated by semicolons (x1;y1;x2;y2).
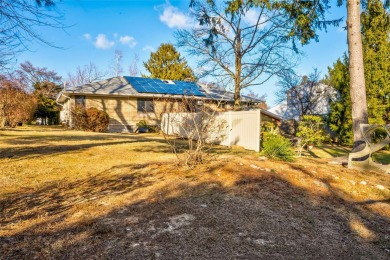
158;96;227;167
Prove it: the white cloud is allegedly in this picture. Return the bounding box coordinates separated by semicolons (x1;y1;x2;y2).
119;35;137;48
243;10;258;25
83;33;91;40
243;9;267;27
159;4;194;29
142;45;155;52
94;34;115;49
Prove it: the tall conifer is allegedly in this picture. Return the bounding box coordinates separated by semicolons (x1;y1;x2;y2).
143;44;195;81
362;0;390;124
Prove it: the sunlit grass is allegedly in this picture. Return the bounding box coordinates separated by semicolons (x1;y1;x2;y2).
309;144;390;164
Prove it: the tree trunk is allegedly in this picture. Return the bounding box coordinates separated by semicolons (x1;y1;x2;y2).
347;0;369;152
233;78;241;110
234;29;242;110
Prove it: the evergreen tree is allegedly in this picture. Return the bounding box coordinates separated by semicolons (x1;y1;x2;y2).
325;54;353;144
33;81;62;125
361;0;390;124
327;0;390;144
143;44;195;81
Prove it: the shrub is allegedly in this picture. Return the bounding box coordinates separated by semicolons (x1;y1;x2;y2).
85;107;109;132
71;106;109;132
0;81;37;128
261;121;277;132
296;115;328;156
71;105;88;130
262;132;295;162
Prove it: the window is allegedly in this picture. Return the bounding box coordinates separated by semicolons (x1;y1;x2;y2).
137;99;154;113
75;96;85;106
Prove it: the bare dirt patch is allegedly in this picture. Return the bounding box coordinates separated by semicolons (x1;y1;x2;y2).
1;126;389;259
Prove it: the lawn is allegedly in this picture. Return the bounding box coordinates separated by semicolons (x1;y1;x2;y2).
1;126;389;259
306;144;390;165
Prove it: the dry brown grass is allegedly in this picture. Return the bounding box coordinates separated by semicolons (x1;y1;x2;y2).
1;125;389;259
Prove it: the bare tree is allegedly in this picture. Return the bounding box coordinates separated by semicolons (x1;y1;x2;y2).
277;69;336;121
66;62;108;87
112;49;123;77
0;0;63;70
128;53;140;77
175;0;297;109
15;61;62;90
245;90;267;107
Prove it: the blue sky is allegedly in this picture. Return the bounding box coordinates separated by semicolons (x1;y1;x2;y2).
15;0;348;106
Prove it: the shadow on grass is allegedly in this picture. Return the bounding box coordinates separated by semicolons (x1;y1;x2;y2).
314;145;349;158
306;149;320;158
0;137;168;160
0;163;159;227
130;138;257;157
1;162;389;259
0;125;67;133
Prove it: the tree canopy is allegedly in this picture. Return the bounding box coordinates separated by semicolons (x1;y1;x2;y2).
143;44;195;81
0;77;37;127
361;0;390;124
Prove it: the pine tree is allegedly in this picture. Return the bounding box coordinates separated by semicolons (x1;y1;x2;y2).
143;44;195;81
361;0;390;124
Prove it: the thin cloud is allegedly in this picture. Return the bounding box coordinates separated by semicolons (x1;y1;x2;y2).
159;3;194;29
142;45;155;52
119;35;137;48
94;34;115;49
83;33;91;40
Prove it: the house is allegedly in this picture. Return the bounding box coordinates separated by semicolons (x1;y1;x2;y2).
56;76;281;132
269;83;336;121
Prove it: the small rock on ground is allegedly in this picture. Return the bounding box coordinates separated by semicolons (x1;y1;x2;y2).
376;185;385;190
250;164;260;170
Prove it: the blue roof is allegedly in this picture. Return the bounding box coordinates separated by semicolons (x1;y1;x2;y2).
124;76;206;97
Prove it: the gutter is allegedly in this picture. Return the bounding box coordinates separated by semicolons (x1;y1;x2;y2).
260;109;283;121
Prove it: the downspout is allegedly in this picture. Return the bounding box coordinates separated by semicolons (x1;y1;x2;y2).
56;82;72;126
